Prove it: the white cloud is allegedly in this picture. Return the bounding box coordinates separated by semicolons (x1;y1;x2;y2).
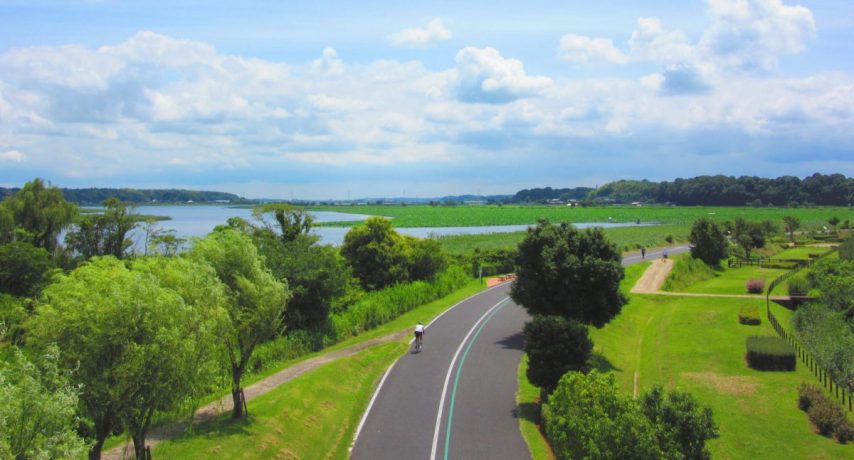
700;0;816;71
311;47;344;75
390;18;452;47
559;34;628;64
0;150;25;163
629;18;694;62
453;47;553;103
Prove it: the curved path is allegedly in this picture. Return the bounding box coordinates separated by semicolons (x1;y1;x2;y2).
351;245;690;460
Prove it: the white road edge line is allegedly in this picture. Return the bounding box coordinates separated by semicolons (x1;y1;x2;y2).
348;281;511;452
430;296;510;460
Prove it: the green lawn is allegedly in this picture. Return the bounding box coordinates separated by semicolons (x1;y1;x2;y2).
678;265;790;295
517;356;555;460
153;342;406;459
771;246;836;260
588;294;852;459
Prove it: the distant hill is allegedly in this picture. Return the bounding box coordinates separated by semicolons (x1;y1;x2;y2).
509;187;594;204
0;187;249;205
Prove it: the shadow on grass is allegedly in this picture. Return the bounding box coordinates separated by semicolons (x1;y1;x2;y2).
589;352;621;373
170;412;254;444
515;402;541;424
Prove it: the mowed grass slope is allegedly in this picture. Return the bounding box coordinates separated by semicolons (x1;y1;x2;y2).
153;342;406;460
588;293;851;459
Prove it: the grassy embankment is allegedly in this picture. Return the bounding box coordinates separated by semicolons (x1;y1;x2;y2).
144;279;490;459
312;205;849;256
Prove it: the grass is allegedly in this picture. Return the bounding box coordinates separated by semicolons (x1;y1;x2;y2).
312;204;850;230
517;356;555;460
662;255;716;292
771;246;837;260
152;341;406;459
676;265;790;295
588;293;852;459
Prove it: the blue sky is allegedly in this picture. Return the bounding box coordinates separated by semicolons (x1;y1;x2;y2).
0;0;852;199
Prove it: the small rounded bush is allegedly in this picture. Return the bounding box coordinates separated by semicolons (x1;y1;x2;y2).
808;398;846;437
738;305;761;325
746;279;765;294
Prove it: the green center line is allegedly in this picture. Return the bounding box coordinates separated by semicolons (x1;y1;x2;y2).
443;298;510;460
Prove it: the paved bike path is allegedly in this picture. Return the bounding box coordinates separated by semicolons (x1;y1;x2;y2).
351;244;690;460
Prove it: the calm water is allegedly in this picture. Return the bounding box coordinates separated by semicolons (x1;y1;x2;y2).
115;205;650;249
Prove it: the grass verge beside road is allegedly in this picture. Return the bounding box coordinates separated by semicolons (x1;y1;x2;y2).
517;356;555;460
153;342;406;459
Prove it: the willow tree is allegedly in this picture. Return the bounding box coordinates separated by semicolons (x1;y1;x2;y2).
1;178;77;252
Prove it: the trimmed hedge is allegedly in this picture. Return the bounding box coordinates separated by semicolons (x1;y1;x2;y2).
798;382;854;443
746;336;795;371
738;305;761;325
746;278;765;294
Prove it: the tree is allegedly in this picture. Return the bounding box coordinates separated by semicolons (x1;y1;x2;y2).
523;315;592;392
730;218;766;259
252;203;314;243
1;178;77;253
783;216;800;243
28;257;220;459
341;217;409;290
640;386;719;460
689;218;727;266
828;216;840;233
0;242;55;297
511;220;626;327
403;235;447;282
543;370;663;460
189;229;290;418
64;198;138;261
0;346;88;460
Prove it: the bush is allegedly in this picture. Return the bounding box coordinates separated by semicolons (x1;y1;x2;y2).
839;237;854;260
797;383;824;411
662;257;715;292
738;305;761;325
746;336;795;371
689;218;728;265
746;279;765;294
523;316;592;392
807;397;848;437
787;275;810;297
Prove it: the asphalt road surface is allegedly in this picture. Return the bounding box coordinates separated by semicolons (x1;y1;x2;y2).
350;244;690;460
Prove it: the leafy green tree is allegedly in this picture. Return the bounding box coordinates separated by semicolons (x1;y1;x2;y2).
730;218;767;259
148;231;185;256
0;204;13;244
523;315;592;392
640;386;719;460
64;198;137;261
783;216;800;243
543;370;663;460
252;203;314;243
403;235;447;282
806;259;854;318
828;216;840;233
1;294;29;346
511;220;626;327
0;242;55;297
189;229;290;418
688;218;727;266
839;237;854;261
252;229;351;330
29;257;219;459
0;345;88;460
341;217;409;290
1;178;77;253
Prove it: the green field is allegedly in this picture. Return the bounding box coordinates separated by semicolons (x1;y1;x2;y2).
313;204;850;229
678;265;790;295
153;341;405;459
587;293;851;459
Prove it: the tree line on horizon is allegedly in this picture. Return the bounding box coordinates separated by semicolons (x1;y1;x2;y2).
512;173;854;207
0;186;247;205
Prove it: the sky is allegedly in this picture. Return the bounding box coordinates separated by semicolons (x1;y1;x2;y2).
0;0;853;199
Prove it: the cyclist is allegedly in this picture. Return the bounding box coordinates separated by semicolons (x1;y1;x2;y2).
414;322;425;350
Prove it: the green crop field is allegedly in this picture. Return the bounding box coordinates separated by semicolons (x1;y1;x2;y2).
584;272;852;458
313;204;851;229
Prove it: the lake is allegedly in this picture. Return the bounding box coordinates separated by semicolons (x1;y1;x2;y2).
121;205;650;249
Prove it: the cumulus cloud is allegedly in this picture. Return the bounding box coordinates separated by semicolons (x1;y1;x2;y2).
453;47;552;103
559;34;628;64
629;18;694;62
390;18;452;47
0;150;25;163
700;0;816;71
652;64;712;96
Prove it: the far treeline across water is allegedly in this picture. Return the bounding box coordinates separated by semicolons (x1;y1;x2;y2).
513;173;854;207
0;187;249;205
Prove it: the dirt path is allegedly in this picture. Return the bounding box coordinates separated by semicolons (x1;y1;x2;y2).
630;258;674;294
102;329;410;460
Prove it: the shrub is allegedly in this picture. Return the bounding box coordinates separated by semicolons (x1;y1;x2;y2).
797;383;824;411
839;237;854;260
746;336;795;371
787;275;810;297
746;279;765;294
662;257;715;292
523;316;592;392
807;397;847;437
738;305;761;325
836;420;854;443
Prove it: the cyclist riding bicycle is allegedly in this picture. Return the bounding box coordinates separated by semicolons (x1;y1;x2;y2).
414;322;425;349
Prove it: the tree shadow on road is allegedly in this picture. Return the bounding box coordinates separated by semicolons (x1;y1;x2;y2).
494;331;524;350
